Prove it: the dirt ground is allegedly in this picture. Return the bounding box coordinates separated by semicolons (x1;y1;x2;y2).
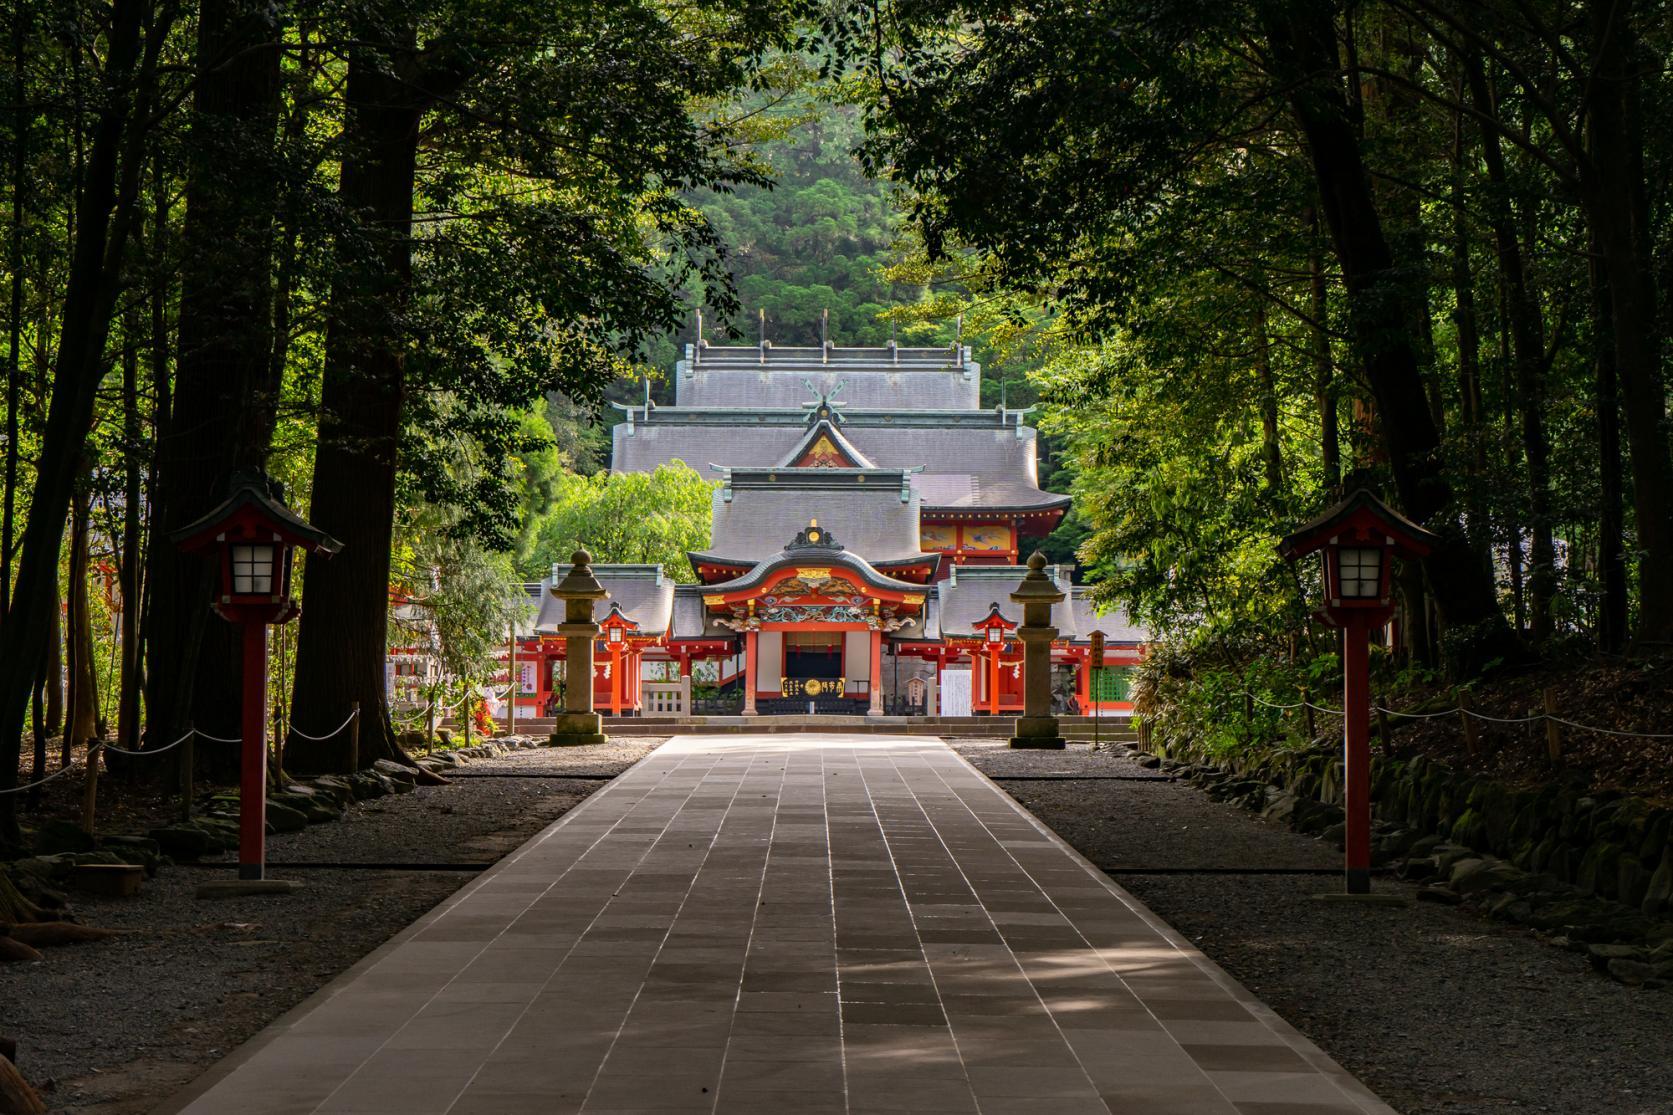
1;739;661;1114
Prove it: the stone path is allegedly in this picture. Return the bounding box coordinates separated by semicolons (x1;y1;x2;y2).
159;735;1393;1115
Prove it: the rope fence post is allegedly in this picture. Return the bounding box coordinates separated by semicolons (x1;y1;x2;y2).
81;737;101;836
180;722;195;822
1456;688;1480;756
1543;688;1562;762
348;701;360;773
1375;696;1392;756
1302;687;1316;740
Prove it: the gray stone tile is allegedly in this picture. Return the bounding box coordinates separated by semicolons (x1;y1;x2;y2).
161;734;1389;1115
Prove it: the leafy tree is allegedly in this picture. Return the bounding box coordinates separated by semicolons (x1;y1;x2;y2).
285;0;803;772
519;463;716;580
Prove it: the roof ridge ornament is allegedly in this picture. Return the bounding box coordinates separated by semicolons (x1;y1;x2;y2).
801;379;847;425
786;518;844;552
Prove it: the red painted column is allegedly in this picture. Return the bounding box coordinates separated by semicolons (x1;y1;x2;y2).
239;621;268;881
988;645;1001;715
742;629;759;715
868;628;884;715
1343;619;1372;894
610;646;623;715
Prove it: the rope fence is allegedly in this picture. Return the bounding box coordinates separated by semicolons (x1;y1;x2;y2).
1243;690;1673;741
286;706;359;742
0;726;197;796
3;708;364;797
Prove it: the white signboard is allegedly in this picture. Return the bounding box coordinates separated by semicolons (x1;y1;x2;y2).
940;669;972;717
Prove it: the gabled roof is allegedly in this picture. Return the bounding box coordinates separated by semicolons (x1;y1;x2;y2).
697;533;929;598
613;414;1069;514
776;420;875;469
533;563;674;637
702;470;924;564
1277;488;1439;560
933;565;1147;643
171;470;342;554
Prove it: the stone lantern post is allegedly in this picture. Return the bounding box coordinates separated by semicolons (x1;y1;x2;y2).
1009;552;1066;750
550;550;609;747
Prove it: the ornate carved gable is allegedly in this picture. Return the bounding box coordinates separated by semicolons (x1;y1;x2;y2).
797;434;853;468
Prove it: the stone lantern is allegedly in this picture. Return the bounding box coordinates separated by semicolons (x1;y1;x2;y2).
1009;552;1066;750
549;550;610;747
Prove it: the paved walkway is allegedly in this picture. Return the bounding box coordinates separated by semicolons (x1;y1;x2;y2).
161;735;1393;1115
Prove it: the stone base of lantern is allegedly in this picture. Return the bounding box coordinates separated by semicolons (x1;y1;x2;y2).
1009;715;1066;750
549;712;608;748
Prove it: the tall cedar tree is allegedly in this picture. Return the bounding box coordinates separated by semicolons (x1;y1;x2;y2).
0;0;173;841
286;0;799;772
144;0;284;777
854;0;1515;670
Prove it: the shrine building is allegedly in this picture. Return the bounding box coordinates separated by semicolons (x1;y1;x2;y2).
509;340;1146;718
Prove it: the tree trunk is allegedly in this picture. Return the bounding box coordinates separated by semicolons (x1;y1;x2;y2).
1306;209;1339;492
1;0;24;620
0;0;164;843
118;304;143;756
67;491;100;755
1252;301;1283;499
1588;237;1629;653
1464;54;1555;641
145;0;283;783
42;577;61;742
1448;86;1489;560
1582;0;1673;643
27;676;43;809
1365;18;1443;432
1265;3;1513;670
288;29;428;773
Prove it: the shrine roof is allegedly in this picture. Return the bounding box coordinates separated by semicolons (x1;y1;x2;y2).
534;563;674;637
695;543;930;598
614;413;1068;513
932;566;1146;643
775;420;876;469
676;344;980;410
671;584;734;640
701;472;925;564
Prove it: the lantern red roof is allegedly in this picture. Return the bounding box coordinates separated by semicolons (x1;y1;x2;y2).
1276;489;1438;563
171;471;343;555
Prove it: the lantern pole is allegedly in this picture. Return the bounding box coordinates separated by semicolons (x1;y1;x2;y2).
239;620;269;880
1342;616;1373;893
1277;488;1435;904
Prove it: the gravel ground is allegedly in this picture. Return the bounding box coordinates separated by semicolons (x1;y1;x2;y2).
0;738;662;1114
952;739;1673;1115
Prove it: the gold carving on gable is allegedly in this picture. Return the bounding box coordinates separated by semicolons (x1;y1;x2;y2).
797;434;849;468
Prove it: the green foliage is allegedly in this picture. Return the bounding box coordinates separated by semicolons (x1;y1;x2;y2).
692;100;902;347
519;463;716;579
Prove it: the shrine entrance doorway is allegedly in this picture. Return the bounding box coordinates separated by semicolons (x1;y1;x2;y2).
784;630;843;683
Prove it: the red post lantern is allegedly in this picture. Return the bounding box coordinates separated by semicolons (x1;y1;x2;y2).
971;604;1016;716
1279;489;1436;895
598;604;638;716
173;473;341;883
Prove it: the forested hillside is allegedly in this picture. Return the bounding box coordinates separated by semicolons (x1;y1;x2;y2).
697;104;899;348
